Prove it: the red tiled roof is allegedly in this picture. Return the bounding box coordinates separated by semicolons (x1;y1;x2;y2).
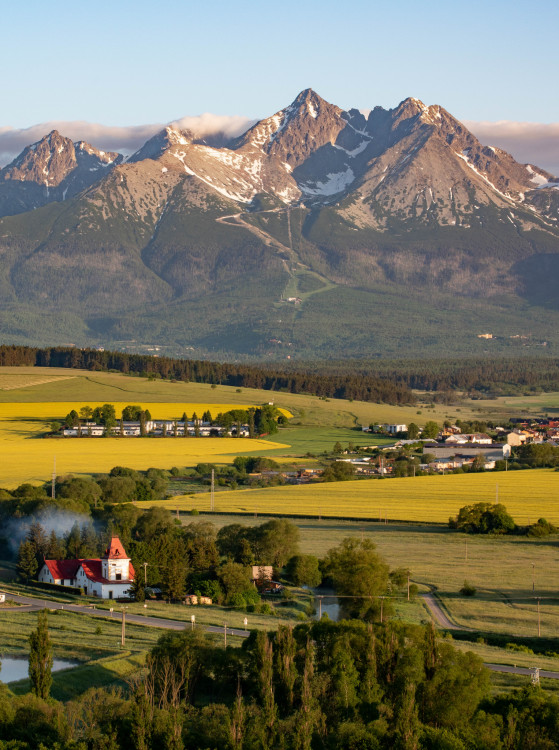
102;537;129;559
80;559;135;584
80;560;105;583
43;559;80;580
44;558;135;584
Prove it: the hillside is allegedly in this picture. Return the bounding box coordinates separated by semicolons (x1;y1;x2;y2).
1;90;559;358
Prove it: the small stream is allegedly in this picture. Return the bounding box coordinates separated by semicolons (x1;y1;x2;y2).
1;656;78;684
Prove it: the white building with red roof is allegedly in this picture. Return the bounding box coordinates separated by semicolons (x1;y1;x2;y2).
38;536;135;599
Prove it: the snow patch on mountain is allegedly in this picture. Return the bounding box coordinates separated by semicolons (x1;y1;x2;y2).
332;141;370;157
301;167;355;196
455;151;514;203
526;164;559;190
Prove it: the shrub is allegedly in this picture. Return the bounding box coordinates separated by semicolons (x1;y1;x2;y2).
506;643;534;654
460;581;477;597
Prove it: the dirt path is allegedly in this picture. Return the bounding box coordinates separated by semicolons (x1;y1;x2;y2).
422;592;467;630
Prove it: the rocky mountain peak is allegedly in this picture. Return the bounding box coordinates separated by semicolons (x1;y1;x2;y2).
1;130;77;187
236;89;346;171
128;126;194;163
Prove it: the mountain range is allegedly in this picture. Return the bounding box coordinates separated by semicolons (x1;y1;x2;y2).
1;89;559;360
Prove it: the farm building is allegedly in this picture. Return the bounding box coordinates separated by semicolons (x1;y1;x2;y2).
38;536;135;599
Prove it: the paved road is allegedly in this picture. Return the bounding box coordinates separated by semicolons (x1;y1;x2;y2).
4;591;559;681
486;663;559;680
1;592;250;639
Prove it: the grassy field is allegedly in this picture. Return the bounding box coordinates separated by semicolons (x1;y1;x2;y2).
0;372;77;391
0;366;557;486
0;608;245;700
4;366;556;422
139;469;559;526
176;514;559;641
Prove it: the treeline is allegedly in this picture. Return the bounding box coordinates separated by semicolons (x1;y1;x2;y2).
281;356;559;395
4;617;559;748
0;345;415;404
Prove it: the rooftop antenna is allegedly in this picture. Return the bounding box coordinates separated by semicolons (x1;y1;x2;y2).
51;456;56;500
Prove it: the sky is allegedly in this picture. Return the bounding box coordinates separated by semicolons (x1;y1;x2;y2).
2;0;559;170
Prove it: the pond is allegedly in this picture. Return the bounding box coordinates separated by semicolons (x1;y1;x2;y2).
313;588;340;621
1;656;79;683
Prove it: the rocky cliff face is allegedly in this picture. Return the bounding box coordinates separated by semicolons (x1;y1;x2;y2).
0;130;122;216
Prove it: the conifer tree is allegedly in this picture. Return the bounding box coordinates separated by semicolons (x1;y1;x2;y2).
29;610;53;700
17;540;38;582
46;530;65;560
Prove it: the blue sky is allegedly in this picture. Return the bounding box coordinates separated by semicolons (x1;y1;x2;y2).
2;0;559;172
3;0;558;127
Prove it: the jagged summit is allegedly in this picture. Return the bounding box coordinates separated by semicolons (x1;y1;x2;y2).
1;90;559;358
1;90;558;221
128;126;194;162
0;130;122;216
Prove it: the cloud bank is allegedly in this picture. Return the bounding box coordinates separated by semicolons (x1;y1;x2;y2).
465;121;559;176
0;114;255;166
0;116;557;176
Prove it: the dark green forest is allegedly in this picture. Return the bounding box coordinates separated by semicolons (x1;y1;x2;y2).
0;346;415;405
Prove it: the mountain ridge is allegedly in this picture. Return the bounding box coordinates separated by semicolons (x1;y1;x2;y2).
0;89;559;359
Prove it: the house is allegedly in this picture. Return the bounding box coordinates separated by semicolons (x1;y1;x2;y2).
444;433;492;445
251;565;273;582
428;444;511;460
384;424;407;434
38;537;135;599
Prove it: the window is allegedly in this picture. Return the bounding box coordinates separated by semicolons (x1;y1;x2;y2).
116;573;122;581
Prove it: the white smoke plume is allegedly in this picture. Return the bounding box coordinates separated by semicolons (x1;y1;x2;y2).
0;114;256;166
2;510;93;556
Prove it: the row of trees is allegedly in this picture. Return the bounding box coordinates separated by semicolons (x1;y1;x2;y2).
4;613;559;748
298;355;559;396
60;404;285;438
0;345;416;404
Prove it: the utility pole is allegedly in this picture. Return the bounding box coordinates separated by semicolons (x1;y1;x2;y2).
51;456;56;500
224;621;227;648
318;596;322;619
211;469;215;512
121;609;126;647
142;562;148;585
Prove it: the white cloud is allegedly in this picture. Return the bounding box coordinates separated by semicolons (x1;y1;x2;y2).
0;114;256;166
466;120;559;176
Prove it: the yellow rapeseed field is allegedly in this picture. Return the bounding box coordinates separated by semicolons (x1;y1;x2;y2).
141;469;559;525
0;402;288;487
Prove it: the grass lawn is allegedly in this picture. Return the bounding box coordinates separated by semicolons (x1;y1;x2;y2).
255;426;390;456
